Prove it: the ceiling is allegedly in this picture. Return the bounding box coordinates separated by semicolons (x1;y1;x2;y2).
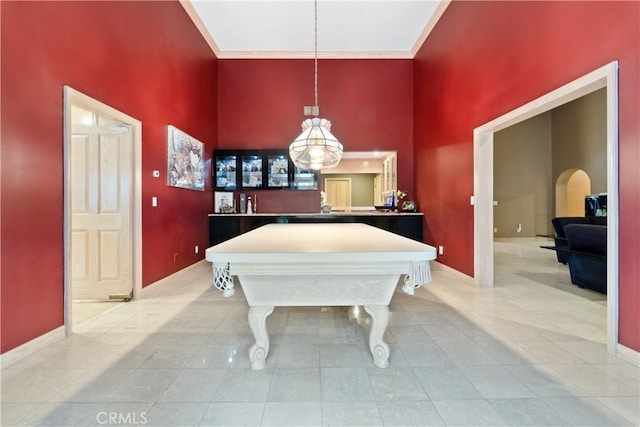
182;0;450;59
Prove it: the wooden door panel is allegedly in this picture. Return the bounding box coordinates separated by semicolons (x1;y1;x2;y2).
71;135;91;213
71;125;132;300
99;135;121;213
325;178;351;210
99;230;120;280
71;231;89;281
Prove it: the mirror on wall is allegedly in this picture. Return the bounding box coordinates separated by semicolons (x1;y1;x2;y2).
320;151;397;210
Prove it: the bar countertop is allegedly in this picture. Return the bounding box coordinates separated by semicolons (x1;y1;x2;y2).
208;211;423;217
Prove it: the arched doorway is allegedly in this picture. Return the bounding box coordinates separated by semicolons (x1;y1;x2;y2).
556;168;591;217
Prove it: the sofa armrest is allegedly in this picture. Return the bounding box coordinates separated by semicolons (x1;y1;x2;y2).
540;245;606;260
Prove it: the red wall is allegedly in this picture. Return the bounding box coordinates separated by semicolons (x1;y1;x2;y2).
217;59;414;212
0;1;217;353
4;1;638;355
414;1;640;350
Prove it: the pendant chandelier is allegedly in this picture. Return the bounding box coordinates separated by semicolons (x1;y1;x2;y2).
289;0;343;170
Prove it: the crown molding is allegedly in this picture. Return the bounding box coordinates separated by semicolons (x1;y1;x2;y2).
215;50;415;60
180;0;220;57
411;0;451;57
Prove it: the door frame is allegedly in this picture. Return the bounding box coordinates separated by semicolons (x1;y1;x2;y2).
63;86;142;335
473;62;619;354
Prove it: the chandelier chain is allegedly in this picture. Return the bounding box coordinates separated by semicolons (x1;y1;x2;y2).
314;0;318;113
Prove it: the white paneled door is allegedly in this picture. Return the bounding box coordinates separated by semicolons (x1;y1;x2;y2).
324;177;351;211
71;125;133;300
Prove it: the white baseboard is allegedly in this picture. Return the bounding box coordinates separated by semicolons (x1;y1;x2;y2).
0;326;65;368
141;259;209;291
2;261;209;365
617;343;640;366
430;260;475;284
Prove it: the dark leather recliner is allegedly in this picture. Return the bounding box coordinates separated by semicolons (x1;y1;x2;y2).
550;216;608;263
563;224;607;294
551;217;591;264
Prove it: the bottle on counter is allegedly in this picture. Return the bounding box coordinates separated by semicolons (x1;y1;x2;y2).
239;193;246;213
247;196;253;214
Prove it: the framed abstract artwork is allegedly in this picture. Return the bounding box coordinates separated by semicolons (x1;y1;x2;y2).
167;125;205;191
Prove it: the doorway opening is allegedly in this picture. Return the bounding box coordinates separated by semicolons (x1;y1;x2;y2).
473;62;619;354
63;87;143;334
556;168;591;217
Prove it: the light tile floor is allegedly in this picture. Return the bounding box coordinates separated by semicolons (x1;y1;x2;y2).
72;301;122;326
2;238;638;426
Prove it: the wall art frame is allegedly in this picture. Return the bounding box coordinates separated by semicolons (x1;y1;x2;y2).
167;125;205;191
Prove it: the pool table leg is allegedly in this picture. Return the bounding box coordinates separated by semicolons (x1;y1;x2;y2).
364;305;390;368
248;305;274;369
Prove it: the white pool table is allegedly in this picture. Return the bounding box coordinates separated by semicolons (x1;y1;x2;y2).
205;223;437;369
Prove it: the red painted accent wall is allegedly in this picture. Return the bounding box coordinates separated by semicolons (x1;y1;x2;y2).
218;59;414;212
0;1;217;353
414;1;640;350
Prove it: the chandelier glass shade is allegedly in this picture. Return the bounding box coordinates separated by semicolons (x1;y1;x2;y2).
289;118;343;170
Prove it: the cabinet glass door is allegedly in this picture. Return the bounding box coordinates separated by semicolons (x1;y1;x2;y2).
242;155;263;188
215;155;237;190
267;155;289;188
292;167;318;190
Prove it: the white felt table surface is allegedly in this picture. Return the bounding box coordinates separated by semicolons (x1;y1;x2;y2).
205;223;437;264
